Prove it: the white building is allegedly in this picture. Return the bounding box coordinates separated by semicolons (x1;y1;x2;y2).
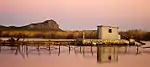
97;25;120;40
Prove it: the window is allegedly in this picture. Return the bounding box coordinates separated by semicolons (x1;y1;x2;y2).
108;29;112;33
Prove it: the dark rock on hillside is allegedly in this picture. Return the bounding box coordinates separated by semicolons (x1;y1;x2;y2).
23;19;61;30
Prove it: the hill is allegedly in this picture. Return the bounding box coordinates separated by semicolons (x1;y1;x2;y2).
0;19;62;31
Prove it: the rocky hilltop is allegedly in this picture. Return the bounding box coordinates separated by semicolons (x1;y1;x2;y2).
0;19;62;31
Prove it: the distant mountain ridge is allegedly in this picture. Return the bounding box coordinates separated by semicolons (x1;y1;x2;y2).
0;19;62;31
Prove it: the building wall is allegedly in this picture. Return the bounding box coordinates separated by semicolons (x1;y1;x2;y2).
97;26;120;40
97;26;102;39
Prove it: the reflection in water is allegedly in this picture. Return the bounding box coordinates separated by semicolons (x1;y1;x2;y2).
97;46;118;63
0;45;143;64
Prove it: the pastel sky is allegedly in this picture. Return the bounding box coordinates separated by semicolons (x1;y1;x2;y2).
0;0;150;31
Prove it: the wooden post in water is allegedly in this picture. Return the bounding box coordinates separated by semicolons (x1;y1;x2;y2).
25;44;29;56
125;45;128;53
37;44;40;49
48;43;51;55
136;45;140;54
74;47;77;54
80;46;82;53
37;44;40;55
58;44;60;56
91;45;93;56
21;43;24;53
15;45;21;55
48;44;51;50
59;44;60;51
97;44;99;61
69;43;71;54
83;46;85;56
26;44;28;51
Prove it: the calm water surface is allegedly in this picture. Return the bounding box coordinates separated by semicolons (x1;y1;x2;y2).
0;41;150;67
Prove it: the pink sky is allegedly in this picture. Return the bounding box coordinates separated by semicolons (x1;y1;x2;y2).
0;0;150;30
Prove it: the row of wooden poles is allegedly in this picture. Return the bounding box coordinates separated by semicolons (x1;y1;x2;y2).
0;41;141;56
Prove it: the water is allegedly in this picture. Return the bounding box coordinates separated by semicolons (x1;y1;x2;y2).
0;42;150;67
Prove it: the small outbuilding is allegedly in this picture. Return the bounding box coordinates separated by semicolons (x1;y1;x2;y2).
97;25;120;40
